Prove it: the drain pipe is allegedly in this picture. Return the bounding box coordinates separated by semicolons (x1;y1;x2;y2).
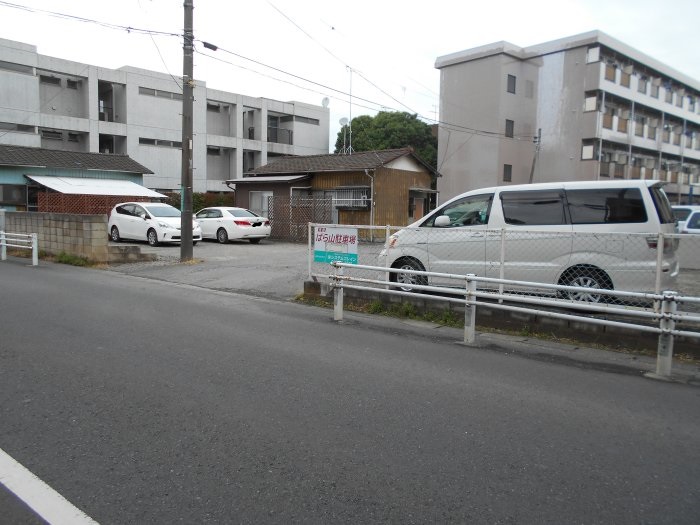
364;169;375;242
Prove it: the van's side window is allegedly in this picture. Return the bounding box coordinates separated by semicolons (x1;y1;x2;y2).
566;188;647;224
501;190;566;225
423;194;493;227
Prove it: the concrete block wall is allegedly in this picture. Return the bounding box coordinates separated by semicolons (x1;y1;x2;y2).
3;211;110;262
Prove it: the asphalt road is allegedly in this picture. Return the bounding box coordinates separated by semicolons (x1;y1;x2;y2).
1;257;699;523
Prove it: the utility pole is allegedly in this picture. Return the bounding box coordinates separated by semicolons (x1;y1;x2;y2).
180;0;194;261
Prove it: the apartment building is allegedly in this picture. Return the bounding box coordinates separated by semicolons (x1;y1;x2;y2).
0;38;330;194
435;31;700;203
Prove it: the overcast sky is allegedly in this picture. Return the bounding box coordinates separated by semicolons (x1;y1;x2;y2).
2;0;699;150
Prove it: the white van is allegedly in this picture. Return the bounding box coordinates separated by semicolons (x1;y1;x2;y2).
382;180;679;301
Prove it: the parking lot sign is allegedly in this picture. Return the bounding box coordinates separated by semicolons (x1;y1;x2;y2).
314;226;358;264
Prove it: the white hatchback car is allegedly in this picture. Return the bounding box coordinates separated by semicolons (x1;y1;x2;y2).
108;202;202;246
195;207;271;244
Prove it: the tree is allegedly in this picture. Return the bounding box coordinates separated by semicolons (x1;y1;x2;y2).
334;111;437;168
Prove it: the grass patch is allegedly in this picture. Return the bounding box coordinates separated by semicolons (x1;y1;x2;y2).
55;252;93;267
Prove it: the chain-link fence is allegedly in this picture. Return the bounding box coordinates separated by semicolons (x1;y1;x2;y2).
309;224;700;311
268;196;332;242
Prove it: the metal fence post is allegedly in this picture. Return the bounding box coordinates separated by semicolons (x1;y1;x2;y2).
308;223;313;280
31;233;38;266
499;228;506;303
464;274;477;344
383;225;391;289
334;265;344;321
655;291;677;378
1;231;6;261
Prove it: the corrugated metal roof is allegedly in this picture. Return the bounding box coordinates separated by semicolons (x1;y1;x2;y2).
0;144;153;174
26;175;166;197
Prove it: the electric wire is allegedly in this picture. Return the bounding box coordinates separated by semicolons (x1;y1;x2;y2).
0;1;532;143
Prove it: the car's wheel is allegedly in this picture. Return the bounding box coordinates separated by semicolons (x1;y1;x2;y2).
110;226;121;242
559;265;612;303
217;228;229;244
193;241;198;246
249;238;262;244
389;257;427;292
147;228;159;247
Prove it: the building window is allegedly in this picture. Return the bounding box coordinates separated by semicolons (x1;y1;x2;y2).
604;64;616;82
0;60;33;75
506;74;516;94
650;83;659;98
67;133;80;142
207;146;221;155
139;86;182;100
689;97;696;112
0;122;34;133
295;116;320;125
139;137;156;145
503;164;512;182
505;119;514;138
665;86;673;104
676;93;684;108
39;75;61;86
67;79;80;89
41;129;63;140
634;116;645;137
637;77;648;94
207;103;221;112
620;71;631;88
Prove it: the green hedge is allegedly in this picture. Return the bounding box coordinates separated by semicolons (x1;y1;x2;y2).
163;192;236;212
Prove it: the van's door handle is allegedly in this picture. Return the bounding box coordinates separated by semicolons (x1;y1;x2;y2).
471;232;484;238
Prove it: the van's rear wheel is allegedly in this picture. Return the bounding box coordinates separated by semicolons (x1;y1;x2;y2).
389;258;427;292
559;265;612;303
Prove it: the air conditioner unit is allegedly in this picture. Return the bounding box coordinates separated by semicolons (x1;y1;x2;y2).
674;125;683;134
621;109;631;119
644;159;656;169
623;65;634;75
649;118;659;128
601;152;612;163
652;77;662;87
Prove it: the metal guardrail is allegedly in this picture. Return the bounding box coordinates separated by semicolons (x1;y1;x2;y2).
1;231;38;266
329;262;700;380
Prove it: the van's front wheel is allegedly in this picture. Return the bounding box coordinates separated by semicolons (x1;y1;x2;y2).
559;265;612;303
389;258;427;292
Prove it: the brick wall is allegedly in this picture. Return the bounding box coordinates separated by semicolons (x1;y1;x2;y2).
3;211;110;262
38;194;152;215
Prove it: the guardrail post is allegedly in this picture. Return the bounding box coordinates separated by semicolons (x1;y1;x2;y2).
1;231;6;261
333;265;344;321
383;225;391;290
31;233;38;266
655;291;677;378
464;274;477;344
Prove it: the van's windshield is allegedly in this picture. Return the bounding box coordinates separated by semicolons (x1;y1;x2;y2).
649;186;676;224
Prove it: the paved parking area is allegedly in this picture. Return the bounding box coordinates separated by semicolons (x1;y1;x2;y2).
106;239;310;300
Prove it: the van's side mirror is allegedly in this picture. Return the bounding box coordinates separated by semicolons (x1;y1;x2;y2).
434;215;451;227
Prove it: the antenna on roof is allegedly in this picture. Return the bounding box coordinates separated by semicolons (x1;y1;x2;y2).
339;117;349;154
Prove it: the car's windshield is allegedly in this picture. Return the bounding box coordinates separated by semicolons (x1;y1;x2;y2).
226;209;259;218
673;208;692;221
144;205;180;218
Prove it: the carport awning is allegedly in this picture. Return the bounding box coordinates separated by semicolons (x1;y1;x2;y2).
226;175;310;184
26;175;166;197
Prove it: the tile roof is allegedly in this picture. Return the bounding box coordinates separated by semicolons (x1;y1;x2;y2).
248;147;436;176
0;144;153;174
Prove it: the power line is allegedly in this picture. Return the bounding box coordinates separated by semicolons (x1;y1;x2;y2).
0;2;527;143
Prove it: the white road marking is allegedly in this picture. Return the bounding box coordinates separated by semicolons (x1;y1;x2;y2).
0;447;98;525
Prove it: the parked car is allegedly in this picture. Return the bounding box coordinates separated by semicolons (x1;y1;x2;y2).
195;207;271;244
679;210;700;234
108;202;202;246
672;205;700;232
381;180;679;301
